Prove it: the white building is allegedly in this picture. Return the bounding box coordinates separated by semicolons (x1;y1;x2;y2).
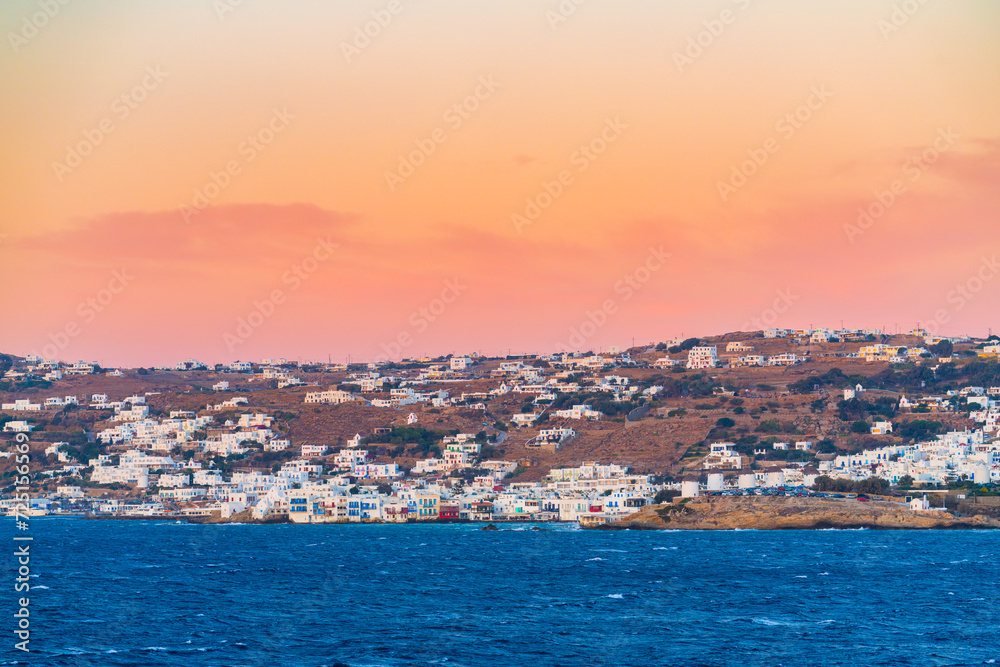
537;427;576;443
871;421;894;435
552;405;602;421
3;421;34;432
686;346;718;369
304;389;356;405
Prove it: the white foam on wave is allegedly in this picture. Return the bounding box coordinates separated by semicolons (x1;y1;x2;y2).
752;617;784;626
30;585;49;589
607;593;624;599
793;576;807;579
587;557;605;561
752;617;834;627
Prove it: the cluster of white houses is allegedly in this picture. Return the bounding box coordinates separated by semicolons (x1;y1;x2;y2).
652;344;802;370
831;428;1000;486
285;461;656;524
6;335;1000;521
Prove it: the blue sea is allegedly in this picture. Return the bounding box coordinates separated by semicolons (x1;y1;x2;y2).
3;518;999;666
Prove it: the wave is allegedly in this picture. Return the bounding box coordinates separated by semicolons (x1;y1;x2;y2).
607;593;624;599
752;617;833;628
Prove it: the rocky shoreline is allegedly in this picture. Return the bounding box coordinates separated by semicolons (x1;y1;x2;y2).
597;496;1000;531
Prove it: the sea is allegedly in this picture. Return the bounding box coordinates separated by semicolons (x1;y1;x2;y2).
3;518;999;666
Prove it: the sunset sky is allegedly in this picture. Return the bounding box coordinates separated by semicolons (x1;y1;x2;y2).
1;0;999;366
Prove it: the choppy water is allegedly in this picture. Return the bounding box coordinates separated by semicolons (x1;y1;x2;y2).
3;518;999;666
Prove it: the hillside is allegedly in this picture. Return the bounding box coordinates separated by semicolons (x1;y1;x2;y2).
1;329;997;491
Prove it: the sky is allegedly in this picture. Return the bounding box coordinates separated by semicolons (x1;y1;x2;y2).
1;0;999;366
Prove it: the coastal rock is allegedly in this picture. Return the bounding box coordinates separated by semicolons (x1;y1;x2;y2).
599;497;1000;531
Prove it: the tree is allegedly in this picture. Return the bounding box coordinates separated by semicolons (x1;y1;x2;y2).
851;420;871;434
896;474;914;490
815;439;837;454
755;419;782;434
855;477;890;495
653;489;679;504
813;476;855;493
679;337;701;351
896;419;944;442
716;417;735;428
929;340;953;357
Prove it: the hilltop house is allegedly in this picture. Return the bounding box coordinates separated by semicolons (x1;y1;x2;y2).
304;388;356;405
686;346;718;370
871;421;893;435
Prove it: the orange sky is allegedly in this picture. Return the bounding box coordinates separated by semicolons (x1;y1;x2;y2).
1;1;999;365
